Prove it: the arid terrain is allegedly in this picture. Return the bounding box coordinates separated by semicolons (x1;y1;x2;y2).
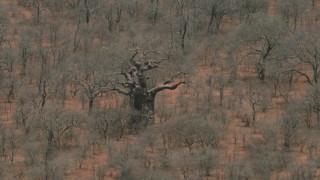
0;0;320;179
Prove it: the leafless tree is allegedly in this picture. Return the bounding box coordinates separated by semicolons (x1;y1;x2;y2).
276;0;310;30
281;106;299;151
91;108;127;140
165;113;224;153
267;60;285;97
201;0;238;33
305;84;320;129
232;13;287;81
110;48;190;129
238;0;269;20
244;82;270;130
72;53;110;113
293;27;320;85
146;0;159;26
18;30;33;77
290;161;317;180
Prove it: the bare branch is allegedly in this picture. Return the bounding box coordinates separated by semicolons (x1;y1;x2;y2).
140;59;159;72
129;48;139;62
290;69;314;85
109;87;130;95
108;82;130;95
163;71;184;85
121;71;134;84
142;50;160;56
149;81;189;95
105;72;122;76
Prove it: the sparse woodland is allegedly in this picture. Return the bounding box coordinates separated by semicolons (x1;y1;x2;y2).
0;0;320;179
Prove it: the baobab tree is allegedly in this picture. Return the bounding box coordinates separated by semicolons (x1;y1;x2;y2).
110;48;190;130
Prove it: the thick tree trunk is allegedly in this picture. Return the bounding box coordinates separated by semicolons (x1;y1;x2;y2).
283;137;290;151
128;91;155;130
40;80;47;111
88;97;94;114
258;66;265;81
313;67;318;84
219;87;224;106
35;0;41;24
22;47;27;76
207;6;215;33
45;130;54;180
289;71;293;90
306;107;312;129
252;106;256;133
317;111;320;129
180;20;187;50
84;0;90;24
114;49;188;131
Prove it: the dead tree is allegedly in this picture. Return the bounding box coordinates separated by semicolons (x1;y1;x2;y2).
111;48;189;130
